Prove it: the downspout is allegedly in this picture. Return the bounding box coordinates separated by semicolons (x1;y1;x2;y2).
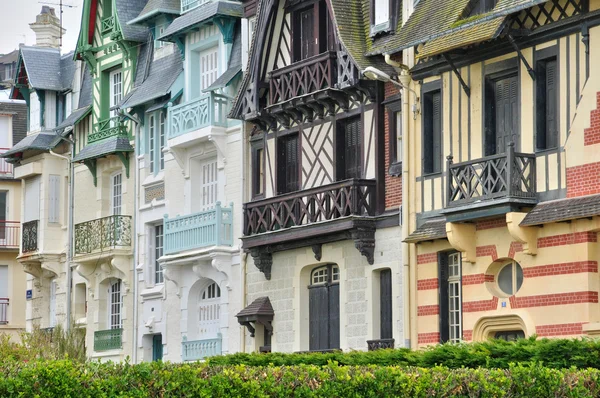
240;121;248;353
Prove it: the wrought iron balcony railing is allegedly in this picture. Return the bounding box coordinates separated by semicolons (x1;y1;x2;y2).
269;51;336;105
367;338;395;351
168;93;230;140
0;298;8;325
22;220;38;253
101;16;115;35
446;144;536;208
243;179;376;236
0;148;13;175
94;328;123;351
164;202;233;255
88;116;129;143
74;215;132;255
181;335;222;361
0;221;20;249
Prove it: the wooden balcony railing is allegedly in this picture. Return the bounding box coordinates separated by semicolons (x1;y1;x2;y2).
0;148;13;175
446;143;536;208
367;338;395;351
243;179;376;236
269;51;336;105
101;16;115;35
181;335;222;361
0;298;8;325
164;202;233;255
22;220;38;253
0;221;20;249
94;328;122;351
74;215;132;255
89;116;128;143
168;93;230;140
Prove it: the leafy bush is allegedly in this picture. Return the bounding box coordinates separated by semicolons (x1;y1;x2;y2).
0;360;599;397
208;337;600;369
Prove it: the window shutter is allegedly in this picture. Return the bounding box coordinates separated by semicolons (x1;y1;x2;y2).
438;252;449;343
284;136;299;193
201;159;218;210
380;269;393;339
24;177;41;222
432;92;442;173
309;285;329;350
484;80;496;156
0;265;7;298
545;60;558;149
328;282;340;349
48;175;60;223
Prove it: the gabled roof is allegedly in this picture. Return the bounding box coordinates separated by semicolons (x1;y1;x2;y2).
521;195;600;227
236;296;274;319
18;47;76;92
120;50;183;108
128;0;181;25
159;0;242;41
116;0;152;41
404;218;447;243
78;65;93;108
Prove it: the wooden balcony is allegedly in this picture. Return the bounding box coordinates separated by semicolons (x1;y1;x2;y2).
243;179;378;278
89;116;129;143
163;202;233;255
168;93;229;141
443;143;537;222
101;16;116;36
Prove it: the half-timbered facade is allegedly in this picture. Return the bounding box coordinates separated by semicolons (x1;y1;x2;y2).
377;0;600;346
233;0;404;352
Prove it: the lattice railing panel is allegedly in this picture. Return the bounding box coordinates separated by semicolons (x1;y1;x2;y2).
511;0;586;30
74;215;132;254
22;220;38;253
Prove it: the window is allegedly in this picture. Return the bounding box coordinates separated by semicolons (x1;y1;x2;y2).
109;69;123;119
199;281;221;338
200;159;218;210
467;0;497;16
159;112;165;170
154;224;164;284
24;177;41;222
48;175;60;224
378;269;393;340
155;26;165;49
536;58;558;151
293;7;315;62
0;192;6;241
111;172;122;216
251;142;265;198
0;265;7;298
484;73;518;155
336;116;362;180
439;251;462;343
277;134;299;194
309;264;340;351
200;47;218;91
386;98;403;175
422;89;442;174
371;0;391;34
149;114;155;172
148;110;166;174
494;330;525;341
65;92;72;118
497;261;523;296
109;280;122;329
49;279;57;327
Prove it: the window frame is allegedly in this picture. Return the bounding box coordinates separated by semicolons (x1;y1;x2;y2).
534;46;559;152
109;68;123;120
438;250;462;343
384;96;402;176
421;81;442;176
154;224;164;285
147;110;166;175
497;261;524;296
251;139;265;200
370;0;395;36
108;279;123;330
110;171;123;216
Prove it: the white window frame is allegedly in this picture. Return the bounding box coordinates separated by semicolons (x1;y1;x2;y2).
149;114;155;173
148;111;166;175
200;158;218;211
109;69;123;119
154;224;164;284
198;281;221;339
448;252;462;343
110;172;123;216
108;279;122;329
155;26;165;49
199;46;219;91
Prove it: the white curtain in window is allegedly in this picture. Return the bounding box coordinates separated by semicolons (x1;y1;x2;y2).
374;0;390;25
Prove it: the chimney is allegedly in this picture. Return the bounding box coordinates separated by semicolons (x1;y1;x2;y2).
29;6;66;48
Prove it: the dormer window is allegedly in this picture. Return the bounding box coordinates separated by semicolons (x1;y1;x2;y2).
467;0;497;16
371;0;391;35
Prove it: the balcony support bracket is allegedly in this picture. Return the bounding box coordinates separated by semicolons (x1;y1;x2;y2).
208;134;228;169
446;221;476;264
442;54;470;97
506;212;538;255
312;244;322;261
351;223;376;265
250;247;273;280
116;152;130;178
507;34;535;80
83;159;97;186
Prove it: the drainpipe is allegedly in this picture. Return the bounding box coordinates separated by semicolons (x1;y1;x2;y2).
240;121;248;353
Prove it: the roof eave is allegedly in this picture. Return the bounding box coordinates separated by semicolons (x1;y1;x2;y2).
127;8;180;26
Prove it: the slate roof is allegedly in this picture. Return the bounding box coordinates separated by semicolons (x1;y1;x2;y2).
78;65;93;108
520;195;600;227
116;0;151;42
72;136;134;162
54;106;92;132
205;26;242;91
0;50;19;65
120;50;183;109
369;0;550;56
0;132;59;158
404;218;447;243
128;0;181;25
236;296;274;319
159;1;243;41
19;47;76;91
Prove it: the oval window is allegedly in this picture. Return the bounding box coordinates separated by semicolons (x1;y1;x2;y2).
497;261;523;296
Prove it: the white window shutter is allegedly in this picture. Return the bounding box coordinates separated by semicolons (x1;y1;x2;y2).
24;177;40;222
201;158;218;210
0;265;8;298
374;0;390;26
48;175;60;223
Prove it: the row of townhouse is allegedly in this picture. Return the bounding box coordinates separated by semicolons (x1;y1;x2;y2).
3;0;600;361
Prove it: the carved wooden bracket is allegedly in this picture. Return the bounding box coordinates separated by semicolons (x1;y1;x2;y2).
250;248;273;280
311;244;322;261
351;224;376;265
446;222;476;264
506;212;537;255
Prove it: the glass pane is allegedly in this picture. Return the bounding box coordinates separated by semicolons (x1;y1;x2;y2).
515;263;523;292
498;264;513;295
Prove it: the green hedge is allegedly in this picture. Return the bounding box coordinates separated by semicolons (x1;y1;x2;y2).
1;360;600;397
208;337;600;369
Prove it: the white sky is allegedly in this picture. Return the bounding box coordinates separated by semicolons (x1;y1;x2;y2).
0;0;84;55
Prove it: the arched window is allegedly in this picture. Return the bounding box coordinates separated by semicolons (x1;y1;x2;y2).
198;282;221;338
309;264;340;351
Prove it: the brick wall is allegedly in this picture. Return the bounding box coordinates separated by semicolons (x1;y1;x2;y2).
537;232;597;248
509;291;598;308
384;82;402;209
584;92;600;146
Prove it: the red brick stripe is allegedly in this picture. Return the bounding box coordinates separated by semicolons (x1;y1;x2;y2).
417;253;438;265
484;274;495;282
508;241;523;258
476;245;498;260
583;92;600;146
538;232;597;248
463;297;499;312
476;218;505;230
417;278;439;290
510;291;598;309
523;261;598;278
417;304;439;316
566;162;600;198
536;322;586;337
418;332;440;344
462;330;473;341
462;274;486;285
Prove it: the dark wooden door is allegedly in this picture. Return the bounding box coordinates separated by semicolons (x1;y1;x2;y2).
494;75;519;154
380;269;393;339
309;266;340;351
299;8;315;61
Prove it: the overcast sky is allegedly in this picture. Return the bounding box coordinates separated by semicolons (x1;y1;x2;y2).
0;0;84;55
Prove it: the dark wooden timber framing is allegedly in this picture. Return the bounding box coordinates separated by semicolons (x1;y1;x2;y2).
442;54;471;96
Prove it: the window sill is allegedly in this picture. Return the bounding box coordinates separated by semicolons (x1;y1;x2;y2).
535;147;560;155
142;172;165;187
370;21;391;37
388;161;402;177
422;171;443;179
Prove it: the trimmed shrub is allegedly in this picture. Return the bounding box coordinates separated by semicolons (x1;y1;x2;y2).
0;360;600;397
208;337;600;369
